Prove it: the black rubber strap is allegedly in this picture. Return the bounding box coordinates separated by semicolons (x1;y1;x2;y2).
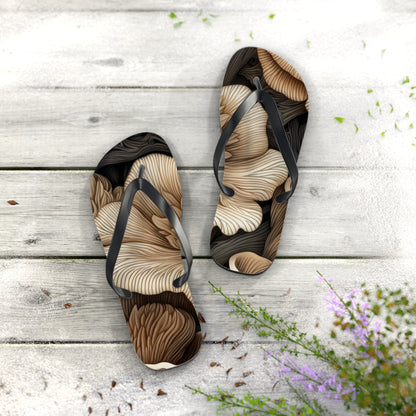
106;164;193;299
213;76;298;203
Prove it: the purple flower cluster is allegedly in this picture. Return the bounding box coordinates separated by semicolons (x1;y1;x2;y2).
319;276;382;346
278;354;356;402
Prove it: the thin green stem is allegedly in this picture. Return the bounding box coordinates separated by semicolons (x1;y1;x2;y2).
209;282;338;365
185;385;286;415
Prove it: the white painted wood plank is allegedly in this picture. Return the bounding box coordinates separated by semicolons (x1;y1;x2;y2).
0;0;299;12
0;10;414;88
0;258;414;343
0;0;413;12
2;169;415;258
1;87;415;169
0;343;338;416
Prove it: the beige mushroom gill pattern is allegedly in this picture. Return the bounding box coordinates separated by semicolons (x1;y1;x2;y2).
210;47;308;275
90;134;201;368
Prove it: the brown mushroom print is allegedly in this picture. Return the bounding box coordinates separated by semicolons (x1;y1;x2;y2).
90;133;201;369
210;47;309;275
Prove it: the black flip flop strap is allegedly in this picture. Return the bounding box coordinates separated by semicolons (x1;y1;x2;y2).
213;76;298;204
106;165;193;299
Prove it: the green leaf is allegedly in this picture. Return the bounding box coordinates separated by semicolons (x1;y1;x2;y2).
381;48;386;56
390;104;394;113
306;40;311;48
209;13;219;18
249;31;254;39
368;110;374;118
410;123;414;129
354;123;359;133
405;112;410;118
410;93;414;98
362;40;366;49
395;121;399;130
402;76;410;84
169;12;177;19
269;13;275;19
173;21;184;28
234;38;241;42
202;17;211;25
334;117;344;123
381;130;387;137
376;101;380;107
367;89;373;93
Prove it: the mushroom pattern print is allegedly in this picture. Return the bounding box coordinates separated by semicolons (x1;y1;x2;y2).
211;47;309;275
90;133;201;370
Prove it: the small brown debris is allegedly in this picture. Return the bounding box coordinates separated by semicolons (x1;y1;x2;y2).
210;362;220;367
82;394;87;402
221;336;229;344
41;288;51;297
231;339;241;350
315;322;319;328
140;379;145;391
243;371;253;377
64;303;72;308
281;288;291;297
18;282;30;290
235;381;246;387
157;389;167;396
7;200;18;205
111;380;116;390
236;352;248;360
202;332;207;340
76;377;83;389
220;393;232;400
88;407;92;414
197;312;206;323
105;411;109;416
97;392;103;400
226;368;233;376
118;406;120;413
127;402;133;410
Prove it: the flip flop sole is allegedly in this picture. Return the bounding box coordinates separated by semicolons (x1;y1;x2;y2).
90;132;201;370
210;47;309;275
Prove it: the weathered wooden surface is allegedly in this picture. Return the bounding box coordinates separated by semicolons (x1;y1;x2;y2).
0;0;415;414
1;258;415;343
0;343;306;416
1;87;415;169
0;11;415;89
0;0;414;11
2;169;415;258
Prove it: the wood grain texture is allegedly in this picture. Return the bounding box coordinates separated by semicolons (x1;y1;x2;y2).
1;87;415;169
1;169;414;258
0;0;414;12
0;1;415;414
0;258;414;343
0;10;414;88
0;343;348;416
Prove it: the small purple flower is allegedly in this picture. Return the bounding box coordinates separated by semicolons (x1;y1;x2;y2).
276;357;356;402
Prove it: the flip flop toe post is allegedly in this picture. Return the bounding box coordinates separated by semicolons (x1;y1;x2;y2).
90;132;201;370
211;47;309;275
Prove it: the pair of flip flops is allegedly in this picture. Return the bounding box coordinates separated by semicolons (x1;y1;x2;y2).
90;47;309;370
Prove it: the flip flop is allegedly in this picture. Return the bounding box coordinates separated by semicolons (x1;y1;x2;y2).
211;47;309;275
90;132;202;370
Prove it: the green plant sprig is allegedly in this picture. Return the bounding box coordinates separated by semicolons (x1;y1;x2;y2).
185;385;318;416
208;282;350;372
